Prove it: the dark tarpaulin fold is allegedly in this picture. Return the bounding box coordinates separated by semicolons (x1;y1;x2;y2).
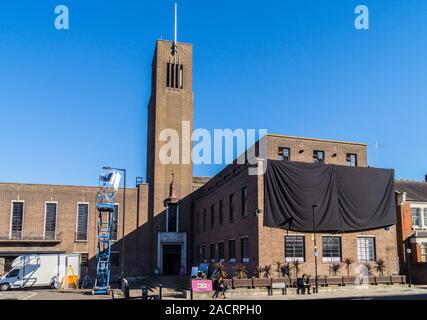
264;160;396;232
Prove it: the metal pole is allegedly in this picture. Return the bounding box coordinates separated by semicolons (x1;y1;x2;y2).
312;205;319;294
406;247;412;287
174;2;177;45
121;169;126;282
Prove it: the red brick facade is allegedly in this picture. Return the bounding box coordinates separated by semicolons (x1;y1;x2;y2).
191;136;400;277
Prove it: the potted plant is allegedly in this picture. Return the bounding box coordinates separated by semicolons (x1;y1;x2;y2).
213;263;229;280
292;260;301;278
329;262;342;276
280;263;292;286
328;263;343;285
375;259;390;284
253;265;272;288
363;262;376;284
363;262;373;276
275;261;282;278
375;259;386;276
233;264;252;288
256;266;263;278
343;258;353;276
262;264;272;278
234;264;248;279
342;258;355;285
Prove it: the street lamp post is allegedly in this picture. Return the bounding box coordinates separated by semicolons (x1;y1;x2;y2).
406;246;412;288
312;204;319;294
103;166;126;286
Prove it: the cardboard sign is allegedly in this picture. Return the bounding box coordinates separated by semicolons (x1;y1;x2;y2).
192;279;213;292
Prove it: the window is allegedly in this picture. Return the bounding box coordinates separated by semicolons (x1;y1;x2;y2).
412;208;421;227
219;200;224;225
203;209;207;232
202;245;207;262
167;203;178;232
196;246;201;264
421;243;427;263
313;150;325;163
357;237;376;262
424;209;427;227
110;252;120;267
80;253;89;267
218;242;225;262
11;201;24;239
322;236;341;262
76;203;89;241
229;194;235;223
44;202;57;240
346;153;358;167
178;64;183;89
241;187;248;217
278;147;290;161
166;63;183;89
241;237;249;263
228;240;236;262
196;212;200;233
285;236;305;262
210;243;216;262
6;269;19;278
210;205;215;229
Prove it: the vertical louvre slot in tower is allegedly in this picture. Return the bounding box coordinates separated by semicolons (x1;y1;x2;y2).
179;65;184;89
175;64;180;88
167;62;183;89
166;63;170;88
171;63;175;88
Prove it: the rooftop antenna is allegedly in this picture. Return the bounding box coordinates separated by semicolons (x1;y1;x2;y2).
172;2;178;55
374;141;390;166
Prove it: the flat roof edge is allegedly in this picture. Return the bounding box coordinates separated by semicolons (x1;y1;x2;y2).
0;182;144;189
267;133;367;146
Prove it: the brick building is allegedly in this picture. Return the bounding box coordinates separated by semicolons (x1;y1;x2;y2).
0;37;401;280
395;178;427;283
192;135;399;277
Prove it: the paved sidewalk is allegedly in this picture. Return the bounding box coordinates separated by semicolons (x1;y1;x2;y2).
231;285;427;300
0;285;426;300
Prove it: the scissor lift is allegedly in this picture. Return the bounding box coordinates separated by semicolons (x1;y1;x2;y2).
92;172;116;295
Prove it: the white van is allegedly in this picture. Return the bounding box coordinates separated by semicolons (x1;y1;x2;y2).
0;253;81;291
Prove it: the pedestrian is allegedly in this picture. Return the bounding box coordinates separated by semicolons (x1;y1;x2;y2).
212;276;226;299
302;274;311;294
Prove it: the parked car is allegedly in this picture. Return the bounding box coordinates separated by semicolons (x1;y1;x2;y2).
0;253;81;291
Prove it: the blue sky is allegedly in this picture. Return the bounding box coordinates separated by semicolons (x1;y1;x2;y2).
0;0;426;186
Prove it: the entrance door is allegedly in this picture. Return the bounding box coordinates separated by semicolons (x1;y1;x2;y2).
162;244;181;275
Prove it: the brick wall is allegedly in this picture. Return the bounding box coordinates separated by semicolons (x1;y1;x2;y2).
0;183;150;276
266;134;367;166
192;162;260;275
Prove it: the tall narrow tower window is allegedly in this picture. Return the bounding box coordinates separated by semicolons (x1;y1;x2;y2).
166;63;171;88
170;63;175;88
166;63;184;89
178;65;184;89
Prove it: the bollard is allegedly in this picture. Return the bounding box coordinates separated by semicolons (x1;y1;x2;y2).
159;284;163;300
142;286;148;300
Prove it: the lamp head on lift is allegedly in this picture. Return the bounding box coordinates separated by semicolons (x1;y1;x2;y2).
100;167;122;191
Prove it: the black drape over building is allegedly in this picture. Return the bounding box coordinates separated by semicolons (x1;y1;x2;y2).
264;160;396;232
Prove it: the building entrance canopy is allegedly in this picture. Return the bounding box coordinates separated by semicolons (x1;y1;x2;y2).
265;160;396;232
